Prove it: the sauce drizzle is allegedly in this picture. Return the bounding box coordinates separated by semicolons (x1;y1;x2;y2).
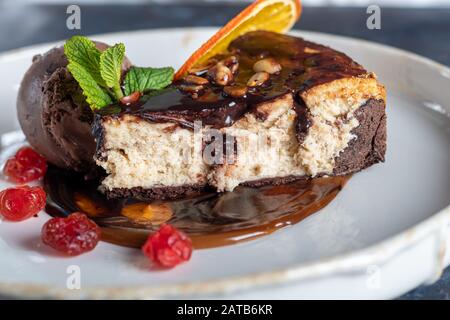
44;165;350;249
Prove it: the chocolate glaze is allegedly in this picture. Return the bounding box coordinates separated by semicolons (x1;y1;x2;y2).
44;165;350;249
95;31;367;133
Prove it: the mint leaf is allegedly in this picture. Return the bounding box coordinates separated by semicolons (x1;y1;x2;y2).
64;36;105;87
100;43;125;99
64;35;174;111
124;66;174;96
67;62;112;110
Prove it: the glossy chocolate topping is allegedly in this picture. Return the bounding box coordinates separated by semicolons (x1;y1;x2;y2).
96;31;367;131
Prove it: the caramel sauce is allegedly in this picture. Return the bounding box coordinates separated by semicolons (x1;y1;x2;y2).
44;166;350;249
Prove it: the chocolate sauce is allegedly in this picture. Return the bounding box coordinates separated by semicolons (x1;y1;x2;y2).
96;31;366;132
44;166;350;249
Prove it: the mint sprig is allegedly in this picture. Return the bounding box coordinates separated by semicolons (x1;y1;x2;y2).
64;36;174;110
67;62;112;110
124;67;174;96
100;43;125;99
64;36;105;87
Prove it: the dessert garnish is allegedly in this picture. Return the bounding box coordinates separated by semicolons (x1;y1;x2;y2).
0;186;46;221
142;224;192;268
64;36;174;109
175;0;302;80
41;212;101;256
3;147;47;183
1;147;47;221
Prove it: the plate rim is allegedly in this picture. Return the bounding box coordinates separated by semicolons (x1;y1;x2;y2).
0;27;449;299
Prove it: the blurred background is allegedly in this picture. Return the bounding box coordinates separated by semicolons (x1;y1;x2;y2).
0;0;449;300
7;0;450;5
0;0;449;65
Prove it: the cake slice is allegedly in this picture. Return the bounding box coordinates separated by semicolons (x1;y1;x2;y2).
93;31;386;200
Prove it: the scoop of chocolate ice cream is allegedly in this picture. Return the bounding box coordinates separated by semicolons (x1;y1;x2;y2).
17;42;131;172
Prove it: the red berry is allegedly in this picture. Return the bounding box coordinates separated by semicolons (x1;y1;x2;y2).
3;147;47;183
41;212;100;256
0;186;46;221
142;224;192;268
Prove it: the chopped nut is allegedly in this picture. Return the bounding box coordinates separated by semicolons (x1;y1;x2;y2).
221;55;239;74
196;90;220;102
120;91;142;105
253;58;282;74
188;59;218;74
179;84;204;93
207;62;233;86
304;47;320;54
247;71;270;87
224;85;247;98
184;74;209;85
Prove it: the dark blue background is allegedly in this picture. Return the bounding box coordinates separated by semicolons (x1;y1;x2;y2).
0;3;449;299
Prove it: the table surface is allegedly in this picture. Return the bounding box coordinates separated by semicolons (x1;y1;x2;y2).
0;3;449;300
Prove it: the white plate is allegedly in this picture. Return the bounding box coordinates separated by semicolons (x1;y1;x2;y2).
0;28;449;299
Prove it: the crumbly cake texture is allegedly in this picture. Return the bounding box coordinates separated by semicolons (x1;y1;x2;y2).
94;31;386;200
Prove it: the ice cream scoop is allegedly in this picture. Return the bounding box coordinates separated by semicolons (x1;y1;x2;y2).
17;42;131;172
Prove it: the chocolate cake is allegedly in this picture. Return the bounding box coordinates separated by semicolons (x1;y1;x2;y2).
93;31;386;200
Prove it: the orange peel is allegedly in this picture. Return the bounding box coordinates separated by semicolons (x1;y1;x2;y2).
174;0;302;80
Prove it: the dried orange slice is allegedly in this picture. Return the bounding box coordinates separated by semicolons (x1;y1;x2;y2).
174;0;302;80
